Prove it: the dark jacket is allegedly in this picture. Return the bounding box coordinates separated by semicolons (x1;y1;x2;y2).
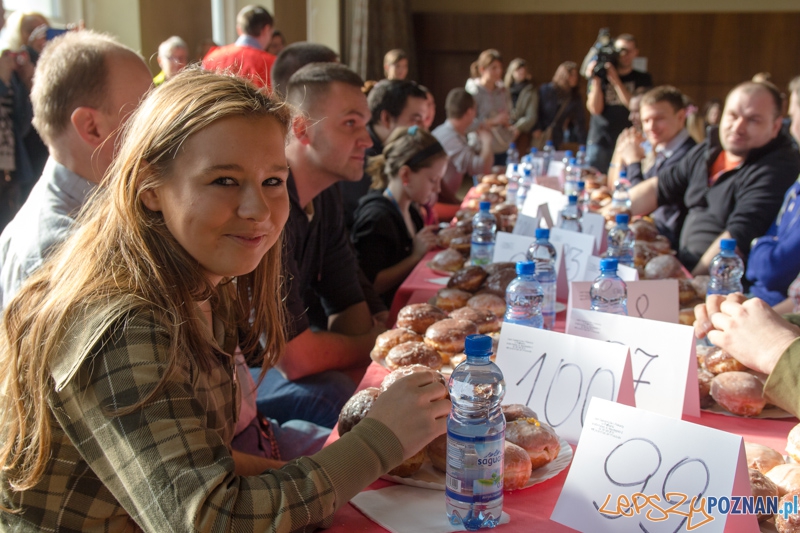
535;82;585;149
351;191;423;308
656;128;800;271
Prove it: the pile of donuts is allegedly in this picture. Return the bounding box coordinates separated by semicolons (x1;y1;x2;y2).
338;373;561;491
696;345;785;418
371;263;517;371
744;424;800;530
431;206;516;275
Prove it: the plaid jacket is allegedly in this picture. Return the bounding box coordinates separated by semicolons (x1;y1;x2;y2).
2;302;403;532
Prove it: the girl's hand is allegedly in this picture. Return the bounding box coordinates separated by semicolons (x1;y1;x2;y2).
412;225;438;259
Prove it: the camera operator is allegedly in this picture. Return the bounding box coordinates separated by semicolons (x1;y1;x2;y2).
585;33;652;174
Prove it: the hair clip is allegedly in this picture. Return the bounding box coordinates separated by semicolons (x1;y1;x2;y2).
408;125;418;135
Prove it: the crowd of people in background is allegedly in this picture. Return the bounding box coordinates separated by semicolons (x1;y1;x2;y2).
2;3;800;530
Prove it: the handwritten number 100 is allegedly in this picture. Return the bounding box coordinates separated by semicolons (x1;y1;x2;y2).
516;353;616;428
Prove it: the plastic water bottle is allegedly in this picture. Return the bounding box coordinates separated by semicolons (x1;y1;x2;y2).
563;158;581;197
526;228;557;330
707;239;744;295
606;213;635;267
576;181;588;213
559;195;582;232
576;144;587;168
506;142;520;166
542;141;555;176
611;168;632;212
503;261;544;328
446;334;506;530
516;167;533;210
470;201;496;266
505;164;519;206
590;258;628;315
561;150;574;178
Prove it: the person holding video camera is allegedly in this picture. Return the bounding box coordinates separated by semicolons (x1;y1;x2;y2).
585;33;652;174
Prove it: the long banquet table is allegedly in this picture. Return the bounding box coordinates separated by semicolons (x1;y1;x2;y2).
327;254;798;532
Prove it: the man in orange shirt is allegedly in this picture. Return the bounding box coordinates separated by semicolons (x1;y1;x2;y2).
618;81;800;274
203;5;276;89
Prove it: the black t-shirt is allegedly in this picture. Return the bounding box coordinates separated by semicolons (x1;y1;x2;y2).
351;191;423;308
587;69;653;148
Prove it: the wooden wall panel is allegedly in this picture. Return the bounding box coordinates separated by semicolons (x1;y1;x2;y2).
139;0;213;74
414;12;800;128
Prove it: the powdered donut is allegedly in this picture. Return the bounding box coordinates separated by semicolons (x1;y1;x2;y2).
396;303;447;334
337;388;380;436
467;293;506;318
504;441;533;491
766;464;800;497
745;441;785;475
710;371;766;417
776;490;800;532
424;318;478;354
749;468;779;522
380;364;447;393
435;288;472;311
502;404;539;422
704;349;747;375
385;341;443;371
449;306;501;333
429;248;466;273
505;417;561;470
698;367;715;409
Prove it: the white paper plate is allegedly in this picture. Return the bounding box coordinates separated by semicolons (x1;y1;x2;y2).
701;403;796;419
381;436;573;491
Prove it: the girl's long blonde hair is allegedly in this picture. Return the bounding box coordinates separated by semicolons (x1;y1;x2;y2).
0;68;291;495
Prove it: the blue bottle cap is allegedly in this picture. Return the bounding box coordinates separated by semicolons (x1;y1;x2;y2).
529;147;538;154
615;213;629;224
579;144;586;151
568;195;578;204
569;158;577;165
516;261;535;276
479;201;491;211
512;164;518;171
565;150;573;157
619;168;628;178
600;257;619;271
509;142;516;149
546;140;554;146
535;227;550;239
524;168;531;176
578;181;586;191
720;238;736;252
464;334;493;357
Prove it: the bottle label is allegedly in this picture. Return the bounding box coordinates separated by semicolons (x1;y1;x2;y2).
470;242;494;266
445;431;504;504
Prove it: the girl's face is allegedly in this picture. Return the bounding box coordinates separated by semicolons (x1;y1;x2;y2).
140;115;290;286
482;60;503;84
568;69;579;87
403;155;446;205
512;66;528;84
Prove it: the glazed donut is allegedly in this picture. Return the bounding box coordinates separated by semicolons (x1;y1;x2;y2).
424;318;478;354
776;490;800;533
485;262;516;276
644;254;686;280
787;423;800;463
396;303;447;334
468;293;506;318
380;364;447;393
449;353;466;367
678;279;699;306
749;468;779;522
678;307;695;326
447;266;489;292
455;208;477;222
482;268;517;297
710;371;766;416
504;441;533;491
630;218;659;242
449;235;472;257
745;442;785;475
505;417;561;470
437;227;467;249
370;328;423;363
388;448;426;477
449;306;501;334
696;345;717;369
385;341;443;371
767;464;800;497
475;182;491;194
697;367;715;409
427;433;447;472
455;218;473;234
502;404;538;422
704;349;747;375
435;288;472;312
337;387;381;436
429;248;466;273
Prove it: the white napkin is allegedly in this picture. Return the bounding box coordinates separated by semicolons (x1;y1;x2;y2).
350;485;511;533
426;277;451;286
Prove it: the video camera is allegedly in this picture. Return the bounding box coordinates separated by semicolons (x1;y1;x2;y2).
581;28;619;81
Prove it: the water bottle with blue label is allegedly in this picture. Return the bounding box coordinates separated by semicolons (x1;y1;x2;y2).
590;258;628;315
707;239;744;295
516;167;533;210
606;213;635;267
559;195;582;232
527;228;557;330
503;261;544;328
470;201;497;266
446;334;506;531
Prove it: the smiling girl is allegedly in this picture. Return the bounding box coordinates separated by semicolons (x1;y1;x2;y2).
0;70;448;532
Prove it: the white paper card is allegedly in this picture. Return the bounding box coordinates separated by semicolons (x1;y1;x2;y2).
552;399;757;533
567;280;679;324
566;308;699;418
492;231;534;263
549;228;597;301
580;212;607;254
522;184;567;224
512;214;540;237
583;256;639;282
496;323;635;445
548;160;565;178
